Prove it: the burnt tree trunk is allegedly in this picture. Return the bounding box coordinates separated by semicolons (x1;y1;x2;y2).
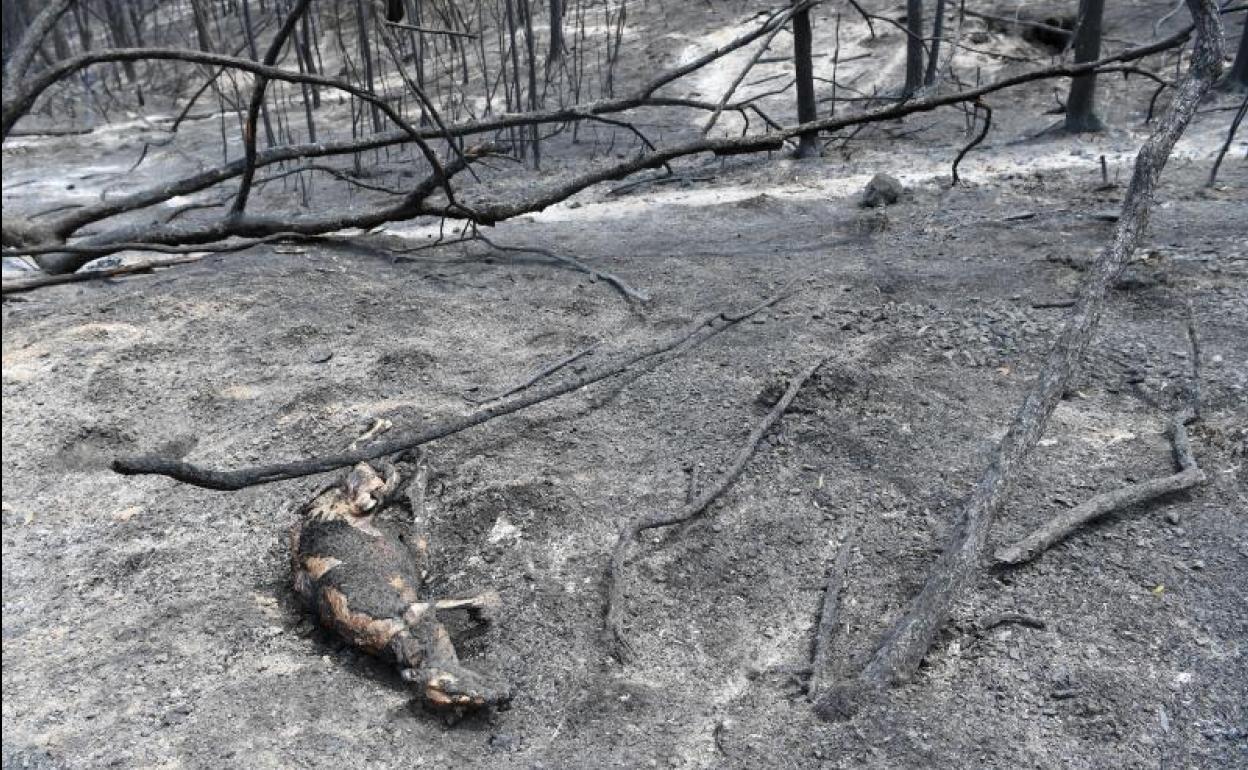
793;3;819;157
548;0;565;66
190;0;217;52
352;0;384;133
1;1;30;67
240;0;278;147
1066;0;1106;132
521;0;542;167
903;0;924;97
924;0;945;85
102;0;140;84
1223;15;1248;91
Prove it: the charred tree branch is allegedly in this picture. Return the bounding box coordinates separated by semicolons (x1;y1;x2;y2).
605;356;829;661
112;289;801;490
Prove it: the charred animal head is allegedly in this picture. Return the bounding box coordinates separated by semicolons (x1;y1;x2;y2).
403;664;512;710
304;462;399;522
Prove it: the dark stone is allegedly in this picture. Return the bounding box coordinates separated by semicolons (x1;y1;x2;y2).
860;173;905;208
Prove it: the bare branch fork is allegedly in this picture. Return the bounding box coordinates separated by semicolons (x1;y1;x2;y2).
230;0;316;218
993;409;1205;566
605;357;829;661
812;0;1224;722
994;307;1208;567
469;231;650;303
112;289;800;490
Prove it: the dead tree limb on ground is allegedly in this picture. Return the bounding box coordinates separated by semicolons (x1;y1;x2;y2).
994;308;1207;566
813;0;1223;722
993;409;1204;566
470;232;650;303
112;289;800;490
465;341;602;405
605;357;829;661
808;526;858;701
1;254;204;295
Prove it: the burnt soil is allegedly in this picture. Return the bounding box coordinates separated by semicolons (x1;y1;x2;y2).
3;2;1247;768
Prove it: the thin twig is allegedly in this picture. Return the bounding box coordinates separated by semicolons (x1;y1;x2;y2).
384;20;478;39
975;612;1047;634
473;233;649;303
951;101;992;185
465;341;602;404
1184;299;1203;417
605;356;829;661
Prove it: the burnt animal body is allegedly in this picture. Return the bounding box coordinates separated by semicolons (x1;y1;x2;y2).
292;459;510;711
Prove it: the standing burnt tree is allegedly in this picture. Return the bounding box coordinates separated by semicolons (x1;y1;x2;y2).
1224;13;1248;90
792;0;819;157
1066;0;1107;132
548;0;565;66
903;0;925;97
924;0;945;86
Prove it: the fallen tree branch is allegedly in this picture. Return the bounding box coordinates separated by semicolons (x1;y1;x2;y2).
605;356;829;661
809;526;858;701
701;6;794;136
472;233;650;303
995;305;1207;566
1;254;203;295
339;29;1208;228
813;0;1223;722
1;232;321;262
465;341;602;404
384;20;479;39
112;289;799;490
993;410;1204;566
